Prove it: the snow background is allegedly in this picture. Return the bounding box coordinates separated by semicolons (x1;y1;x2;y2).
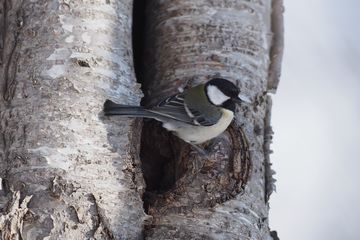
270;1;360;239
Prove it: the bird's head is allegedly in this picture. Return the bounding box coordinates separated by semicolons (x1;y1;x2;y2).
205;78;251;110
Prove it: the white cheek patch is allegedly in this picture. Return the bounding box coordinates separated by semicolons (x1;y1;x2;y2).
207;85;230;105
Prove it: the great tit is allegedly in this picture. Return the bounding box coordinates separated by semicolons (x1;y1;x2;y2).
104;78;249;145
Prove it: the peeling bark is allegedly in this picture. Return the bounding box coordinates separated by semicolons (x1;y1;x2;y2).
263;96;276;203
0;191;32;240
0;0;146;239
267;0;284;92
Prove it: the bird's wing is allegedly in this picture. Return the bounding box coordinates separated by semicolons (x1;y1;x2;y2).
148;93;198;125
183;106;221;126
149;92;221;126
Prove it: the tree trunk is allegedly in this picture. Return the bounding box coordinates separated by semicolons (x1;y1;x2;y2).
0;0;146;239
0;0;283;239
139;0;282;239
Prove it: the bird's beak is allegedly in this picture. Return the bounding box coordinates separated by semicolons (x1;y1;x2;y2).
233;93;252;105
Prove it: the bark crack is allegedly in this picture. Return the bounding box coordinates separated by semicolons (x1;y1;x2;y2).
1;0;24;101
0;1;5;65
228;123;251;195
87;193;115;240
1;109;13;180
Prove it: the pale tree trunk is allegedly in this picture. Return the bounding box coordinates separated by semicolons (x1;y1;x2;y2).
0;0;283;239
140;0;282;239
0;0;146;239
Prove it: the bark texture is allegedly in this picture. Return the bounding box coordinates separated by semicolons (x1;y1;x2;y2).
139;0;281;239
267;0;284;92
0;0;146;239
0;0;283;239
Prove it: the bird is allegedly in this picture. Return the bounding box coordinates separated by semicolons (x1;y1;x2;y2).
104;78;250;146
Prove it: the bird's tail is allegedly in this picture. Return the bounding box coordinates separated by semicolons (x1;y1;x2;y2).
103;99;159;119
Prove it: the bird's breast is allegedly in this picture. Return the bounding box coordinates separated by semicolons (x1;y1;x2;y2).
164;109;234;144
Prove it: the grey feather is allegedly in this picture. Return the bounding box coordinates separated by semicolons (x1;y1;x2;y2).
104;99;195;124
104;87;223;127
104;100;158;118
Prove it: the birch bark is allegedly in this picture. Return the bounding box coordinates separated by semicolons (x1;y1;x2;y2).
0;0;145;239
0;0;283;239
140;0;281;239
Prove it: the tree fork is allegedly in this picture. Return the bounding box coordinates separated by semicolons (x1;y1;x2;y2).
0;0;283;238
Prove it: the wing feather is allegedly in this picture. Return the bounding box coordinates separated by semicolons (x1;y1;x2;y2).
149;94;197;125
149;92;222;126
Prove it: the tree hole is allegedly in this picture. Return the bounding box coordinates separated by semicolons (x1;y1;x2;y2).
132;0;188;213
77;59;90;67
